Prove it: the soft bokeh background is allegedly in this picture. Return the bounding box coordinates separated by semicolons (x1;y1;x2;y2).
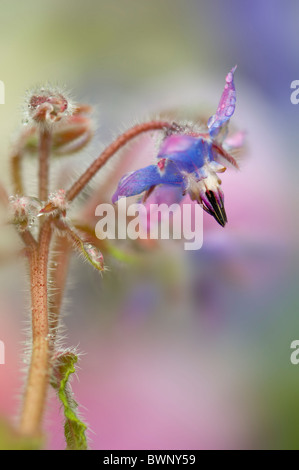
0;0;299;450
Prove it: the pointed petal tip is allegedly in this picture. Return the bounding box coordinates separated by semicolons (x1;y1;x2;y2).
204;190;228;228
208;67;237;137
217;216;227;228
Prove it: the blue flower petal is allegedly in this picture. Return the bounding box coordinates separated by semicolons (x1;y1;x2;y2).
208;66;237;138
157;135;210;172
112;162;184;203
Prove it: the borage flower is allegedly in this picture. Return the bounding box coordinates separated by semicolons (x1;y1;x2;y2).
112;67;244;227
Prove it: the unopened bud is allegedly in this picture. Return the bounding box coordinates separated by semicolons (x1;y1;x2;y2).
24;86;75;128
39;189;68;217
82;243;104;272
52;113;93;155
9;195;41;231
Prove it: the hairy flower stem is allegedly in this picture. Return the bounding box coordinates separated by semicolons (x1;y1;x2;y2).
49;235;72;348
20;127;53;434
20;221;53;436
38;129;52;202
66;121;172;202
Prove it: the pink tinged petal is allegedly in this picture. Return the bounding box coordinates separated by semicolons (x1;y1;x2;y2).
144;184;183;206
208;66;237;137
140;185;183;234
225;130;246;149
158;134;198;155
158;136;207;173
142;186;156;202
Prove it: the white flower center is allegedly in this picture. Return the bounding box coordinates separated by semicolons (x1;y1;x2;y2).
185;162;225;201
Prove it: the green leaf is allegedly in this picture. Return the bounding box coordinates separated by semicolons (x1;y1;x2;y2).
51;352;88;450
0;419;43;450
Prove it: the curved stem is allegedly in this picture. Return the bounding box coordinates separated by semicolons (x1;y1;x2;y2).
66;121;171;203
20;221;53;436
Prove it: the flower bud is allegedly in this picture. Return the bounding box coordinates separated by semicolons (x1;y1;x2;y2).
82;243;104;272
9;195;41;231
52;113;93;155
39;189;68;217
24;86;74;128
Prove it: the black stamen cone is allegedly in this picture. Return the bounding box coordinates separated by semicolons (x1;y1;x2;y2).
204;191;227;227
